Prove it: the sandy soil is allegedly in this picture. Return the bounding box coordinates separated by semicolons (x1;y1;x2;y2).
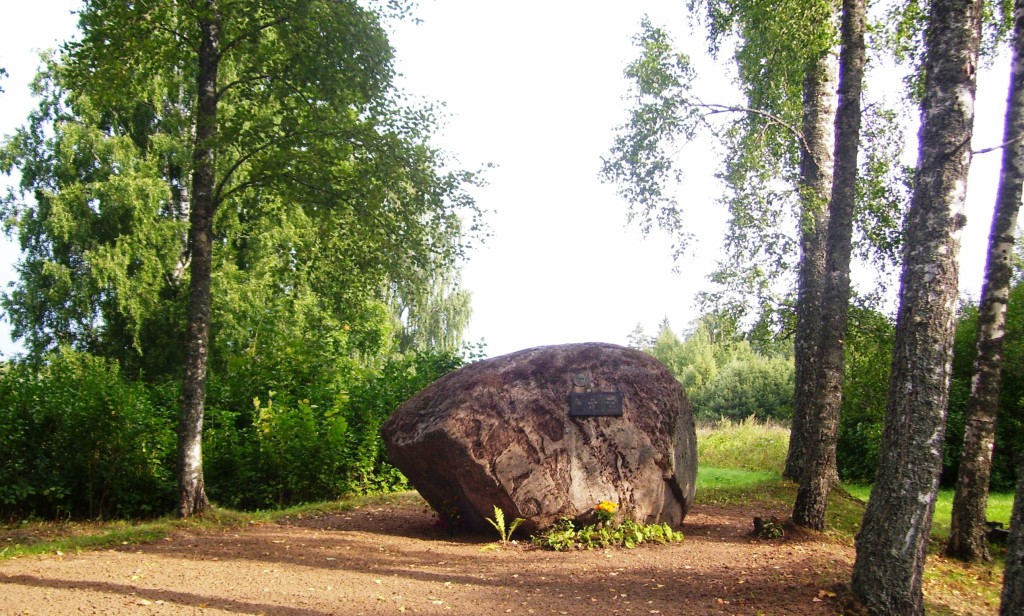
0;495;858;615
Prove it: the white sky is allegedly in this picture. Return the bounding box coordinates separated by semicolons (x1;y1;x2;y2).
0;0;1010;359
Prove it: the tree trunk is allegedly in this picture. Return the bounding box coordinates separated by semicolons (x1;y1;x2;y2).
1001;451;1024;614
793;0;866;531
784;45;838;483
178;1;220;518
948;0;1024;563
850;0;982;612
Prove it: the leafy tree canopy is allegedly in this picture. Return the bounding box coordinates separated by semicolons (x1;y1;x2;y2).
0;0;483;378
602;10;908;337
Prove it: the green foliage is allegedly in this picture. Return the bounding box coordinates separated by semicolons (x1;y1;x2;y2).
754;516;785;539
485;505;524;545
202;349;464;510
836;305;896;482
0;0;483;520
836;288;1024;489
1;1;484;380
854;106;913;285
879;0;1014;100
658;293;1024;488
531;518;683;551
944;283;1024;491
600;19;701;259
0;349;177;519
0;348;463;518
645;317;794;422
605;6;907;338
689;0;837;115
695;355;794;422
0;58;190;364
390;268;474;355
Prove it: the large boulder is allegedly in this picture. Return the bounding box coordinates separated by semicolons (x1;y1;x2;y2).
381;342;697;533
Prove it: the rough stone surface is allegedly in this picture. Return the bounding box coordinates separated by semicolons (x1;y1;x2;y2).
380;342;697;533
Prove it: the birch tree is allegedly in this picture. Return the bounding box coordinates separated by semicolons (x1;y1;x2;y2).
792;0;866;530
947;0;1024;563
851;0;984;611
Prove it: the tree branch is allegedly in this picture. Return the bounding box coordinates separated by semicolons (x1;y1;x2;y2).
972;134;1024;155
216;72;271;99
213;127;297;203
693;99;811;153
220;15;290;55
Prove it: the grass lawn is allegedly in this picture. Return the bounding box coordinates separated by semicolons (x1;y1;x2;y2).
843;484;1013;540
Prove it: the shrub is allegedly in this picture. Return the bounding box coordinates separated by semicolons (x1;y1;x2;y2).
646;318;794;422
836;307;894;482
201;349;465;509
691;355;794;422
836;297;1024;488
0;349;176;520
0;346;465;518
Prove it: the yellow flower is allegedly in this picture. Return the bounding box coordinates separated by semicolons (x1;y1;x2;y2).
595;500;617;513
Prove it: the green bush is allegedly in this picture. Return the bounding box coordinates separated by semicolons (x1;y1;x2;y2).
836;308;894;482
646;318;794;422
200;349;464;510
0;345;465;519
0;349;176;520
836;296;1024;488
690;355;794;422
942;286;1024;491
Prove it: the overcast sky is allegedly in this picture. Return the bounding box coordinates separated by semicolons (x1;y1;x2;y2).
0;1;1012;359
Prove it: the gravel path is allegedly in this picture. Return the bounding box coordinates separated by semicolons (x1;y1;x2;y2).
0;496;855;615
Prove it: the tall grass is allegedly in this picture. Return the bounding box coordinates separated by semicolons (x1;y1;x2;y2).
697;418;1013;541
697;415;790;473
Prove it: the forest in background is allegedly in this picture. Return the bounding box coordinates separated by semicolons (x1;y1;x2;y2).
633;273;1024;490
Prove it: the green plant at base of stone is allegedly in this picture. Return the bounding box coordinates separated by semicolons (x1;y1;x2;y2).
531;518;684;551
485;505;524;545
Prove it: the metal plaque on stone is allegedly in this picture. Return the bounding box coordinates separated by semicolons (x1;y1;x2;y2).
569;391;623;417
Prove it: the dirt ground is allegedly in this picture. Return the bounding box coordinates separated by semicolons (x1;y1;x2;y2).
0;495;865;615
